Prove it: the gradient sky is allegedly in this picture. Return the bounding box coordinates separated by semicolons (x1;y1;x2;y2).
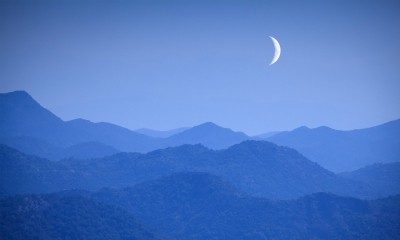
1;0;399;135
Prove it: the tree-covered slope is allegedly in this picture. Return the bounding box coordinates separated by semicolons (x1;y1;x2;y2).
0;194;164;240
91;172;400;240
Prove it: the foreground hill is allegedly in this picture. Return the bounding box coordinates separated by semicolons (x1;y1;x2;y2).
0;194;164;240
3;172;398;240
267;120;400;172
0;144;88;195
91;172;400;240
0;91;250;156
0;141;376;199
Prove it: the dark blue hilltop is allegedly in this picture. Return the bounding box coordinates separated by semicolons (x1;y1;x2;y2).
89;172;400;240
1;172;400;240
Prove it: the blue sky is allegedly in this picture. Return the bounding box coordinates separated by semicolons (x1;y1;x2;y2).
1;0;399;135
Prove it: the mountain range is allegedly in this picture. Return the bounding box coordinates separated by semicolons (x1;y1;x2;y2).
1;90;399;172
264;121;400;172
0;91;249;159
1;90;400;239
2;140;395;199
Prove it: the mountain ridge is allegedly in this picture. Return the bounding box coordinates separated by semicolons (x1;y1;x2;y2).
3;173;399;240
0;141;381;199
267;119;400;172
135;127;190;138
1;90;399;172
0;91;251;155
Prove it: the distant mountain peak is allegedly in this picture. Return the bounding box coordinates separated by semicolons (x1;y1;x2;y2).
194;122;222;129
292;126;310;132
0;90;65;139
165;122;249;149
188;122;247;136
3;90;31;97
225;140;282;156
0;91;252;152
1;90;40;106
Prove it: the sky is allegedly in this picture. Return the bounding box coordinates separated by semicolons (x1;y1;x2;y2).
1;0;399;135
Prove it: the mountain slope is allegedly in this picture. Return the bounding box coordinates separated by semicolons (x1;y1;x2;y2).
91;172;400;240
0;144;89;195
0;91;65;143
0;91;250;153
267;120;400;172
57;141;120;159
63;118;158;152
0;91;155;152
0;136;62;159
0;141;376;199
135;127;189;138
3;173;399;240
255;131;281;138
0;194;164;240
340;162;400;198
0;137;120;160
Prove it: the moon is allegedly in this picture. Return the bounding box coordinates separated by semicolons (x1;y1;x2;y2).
269;36;281;65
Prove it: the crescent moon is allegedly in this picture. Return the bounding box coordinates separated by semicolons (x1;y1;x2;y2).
269;36;281;65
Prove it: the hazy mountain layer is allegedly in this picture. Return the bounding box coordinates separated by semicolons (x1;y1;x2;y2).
0;91;249;154
340;162;400;198
0;136;120;160
135;127;189;138
2;90;399;172
267;120;400;172
0;141;382;199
